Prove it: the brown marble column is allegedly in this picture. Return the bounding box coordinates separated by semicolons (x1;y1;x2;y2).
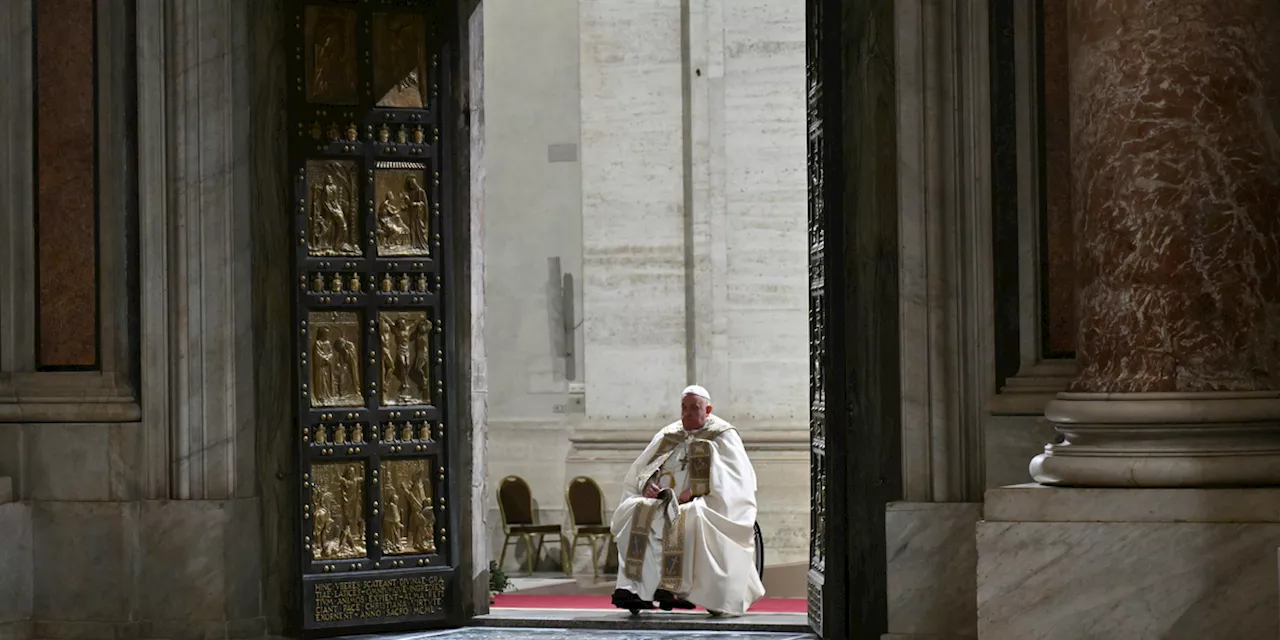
1031;0;1280;486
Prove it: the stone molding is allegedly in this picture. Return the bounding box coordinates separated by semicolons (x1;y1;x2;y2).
986;483;1280;523
1031;392;1280;487
989;360;1076;416
987;0;1078;418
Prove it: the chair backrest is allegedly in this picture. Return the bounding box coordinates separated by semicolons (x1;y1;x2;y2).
566;476;605;527
498;475;534;526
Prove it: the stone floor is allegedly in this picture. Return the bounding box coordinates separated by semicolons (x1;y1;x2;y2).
353;629;815;640
477;607;809;633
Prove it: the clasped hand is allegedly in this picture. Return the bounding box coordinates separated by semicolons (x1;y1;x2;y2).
644;482;693;504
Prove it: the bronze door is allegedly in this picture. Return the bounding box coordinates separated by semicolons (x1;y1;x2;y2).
806;0;842;636
289;0;461;631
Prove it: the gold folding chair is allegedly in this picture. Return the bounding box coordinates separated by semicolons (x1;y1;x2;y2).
497;475;566;575
564;476;612;577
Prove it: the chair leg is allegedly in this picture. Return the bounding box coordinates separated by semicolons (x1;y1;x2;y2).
523;533;535;575
590;535;601;578
567;534;580;576
533;534;548;576
561;534;570;576
499;534;511;572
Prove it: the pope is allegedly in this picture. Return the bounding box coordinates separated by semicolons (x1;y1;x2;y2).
609;385;766;617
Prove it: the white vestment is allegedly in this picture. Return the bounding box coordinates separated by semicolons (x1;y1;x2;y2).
610;415;766;615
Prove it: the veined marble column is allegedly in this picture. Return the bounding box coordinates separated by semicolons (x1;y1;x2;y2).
1031;0;1280;487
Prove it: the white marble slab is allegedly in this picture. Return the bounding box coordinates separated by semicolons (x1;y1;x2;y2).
885;502;980;637
978;520;1280;639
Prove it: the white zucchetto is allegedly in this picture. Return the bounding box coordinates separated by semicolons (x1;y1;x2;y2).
682;384;711;402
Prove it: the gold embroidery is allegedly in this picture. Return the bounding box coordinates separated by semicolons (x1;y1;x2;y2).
658;507;688;591
636;434;681;491
623;501;660;581
688;439;713;497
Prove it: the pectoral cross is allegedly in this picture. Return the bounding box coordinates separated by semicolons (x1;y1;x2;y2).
678;447;690;471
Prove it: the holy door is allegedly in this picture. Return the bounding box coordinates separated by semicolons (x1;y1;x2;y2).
289;0;464;631
807;0;843;636
806;0;827;632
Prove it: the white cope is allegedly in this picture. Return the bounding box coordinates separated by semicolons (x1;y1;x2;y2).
609;415;766;615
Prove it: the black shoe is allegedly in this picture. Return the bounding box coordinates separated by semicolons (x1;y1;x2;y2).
612;588;654;611
653;589;696;611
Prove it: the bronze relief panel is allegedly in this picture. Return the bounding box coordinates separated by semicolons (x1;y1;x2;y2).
378;310;433;406
310;461;367;561
374;163;431;257
373;13;429;109
309;310;365;408
305;6;359;105
380;458;438;555
306;160;362;257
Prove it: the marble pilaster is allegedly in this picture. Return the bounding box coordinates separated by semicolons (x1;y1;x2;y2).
884;1;991;636
1031;0;1280;487
136;0;256;498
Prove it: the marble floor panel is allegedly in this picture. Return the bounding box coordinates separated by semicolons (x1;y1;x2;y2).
344;629;815;640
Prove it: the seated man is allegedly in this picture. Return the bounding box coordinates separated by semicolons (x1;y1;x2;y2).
609;385;765;617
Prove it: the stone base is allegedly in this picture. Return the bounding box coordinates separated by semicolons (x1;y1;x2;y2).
0;622;31;640
0;503;31;638
27;499;263;640
978;484;1280;639
885;502;980;638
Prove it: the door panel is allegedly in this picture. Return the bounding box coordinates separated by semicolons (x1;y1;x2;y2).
289;0;462;631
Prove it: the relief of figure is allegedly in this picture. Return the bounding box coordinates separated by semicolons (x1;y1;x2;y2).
311;462;366;560
312;492;336;559
334;335;361;398
394;319;415;402
383;484;406;551
307;9;357;104
405;176;429;250
413;325;432;393
406;477;436;553
311;173;359;255
337;465;364;551
378;313;432;405
312;327;338;403
377;192;411;251
374;170;430;256
380;328;396;394
310;315;363;408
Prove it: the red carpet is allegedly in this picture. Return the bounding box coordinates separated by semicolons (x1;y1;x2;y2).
492;594;806;613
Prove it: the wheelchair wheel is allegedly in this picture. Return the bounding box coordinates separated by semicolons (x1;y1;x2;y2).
753;521;765;579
